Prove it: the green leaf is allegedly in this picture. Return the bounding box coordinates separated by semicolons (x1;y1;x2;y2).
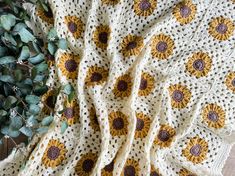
33;75;45;83
0;14;16;31
13;23;27;34
48;42;57;55
0;46;7;57
41;116;53;126
36;63;48;72
58;38;68;50
3;32;17;46
63;84;74;95
0;75;14;83
25;95;40;104
1;126;9;135
10;116;23;129
0;56;15;64
19;126;33;137
26;115;38;127
36;127;48;134
60;121;68;134
15;69;23;82
18;46;30;61
68;91;75;102
29;104;40;115
0;110;7;117
47;28;57;41
3;96;17;110
18;28;35;43
8;128;20;138
28;53;44;64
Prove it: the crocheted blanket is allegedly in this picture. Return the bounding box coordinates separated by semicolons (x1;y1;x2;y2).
1;0;235;175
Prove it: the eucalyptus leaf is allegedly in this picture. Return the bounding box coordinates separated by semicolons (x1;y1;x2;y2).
0;46;7;57
58;38;68;50
36;63;48;73
0;75;14;83
0;56;15;64
25;95;40;104
19;126;33;137
41;116;53;126
15;69;23;82
28;53;44;64
61;121;68;134
18;28;35;43
26;115;38;127
18;46;30;61
10;116;23;129
36;127;48;134
1;126;9;135
0;14;16;31
2;32;17;46
48;42;57;55
63;84;74;95
47;28;57;41
33;75;45;83
3;96;17;109
13;23;27;34
8;128;20;138
29;104;40;115
0;109;7;116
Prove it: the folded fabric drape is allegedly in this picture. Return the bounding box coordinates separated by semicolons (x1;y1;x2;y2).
1;0;234;175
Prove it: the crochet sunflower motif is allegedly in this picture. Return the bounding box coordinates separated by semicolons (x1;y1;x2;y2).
133;0;157;17
121;158;140;176
138;72;155;96
85;66;109;87
172;0;197;25
58;53;80;80
225;72;235;93
42;89;57;114
42;139;67;168
101;0;120;6
64;16;84;39
37;6;54;25
101;160;114;176
61;99;80;126
108;111;128;137
113;74;132;98
208;17;234;41
45;53;55;68
93;25;111;50
179;168;197;176
182;136;208;164
151;165;161;176
135;112;151;139
202;104;225;129
185;52;212;78
168;84;191;109
151;34;175;60
89;107;100;131
120;34;144;58
154;124;176;148
75;152;98;176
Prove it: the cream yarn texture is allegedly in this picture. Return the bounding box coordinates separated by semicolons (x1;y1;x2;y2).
1;0;235;176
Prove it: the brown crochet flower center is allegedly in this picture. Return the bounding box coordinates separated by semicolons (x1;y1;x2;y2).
156;41;168;52
126;41;137;50
68;22;78;33
47;146;60;160
150;171;160;176
104;161;114;172
172;90;184;102
44;8;53;18
136;118;145;131
124;165;136;176
82;159;94;172
99;32;108;44
46;96;55;109
90;72;103;82
113;117;124;130
158;130;170;142
117;80;128;91
64;108;74;119
65;59;77;72
193;59;205;71
139;0;151;11
207;111;219;122
216;23;228;34
180;5;191;18
139;78;147;90
190;144;202;156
